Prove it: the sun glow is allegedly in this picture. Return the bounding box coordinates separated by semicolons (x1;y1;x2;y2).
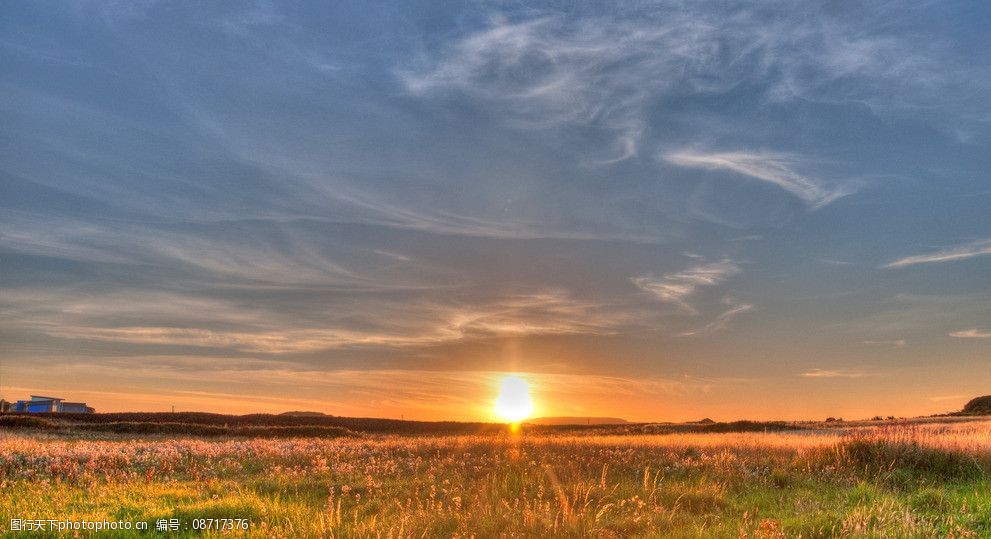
494;374;534;423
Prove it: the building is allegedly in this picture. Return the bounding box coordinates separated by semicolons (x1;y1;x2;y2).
12;395;94;414
59;402;95;413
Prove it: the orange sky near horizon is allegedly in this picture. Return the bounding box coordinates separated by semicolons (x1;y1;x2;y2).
1;363;981;423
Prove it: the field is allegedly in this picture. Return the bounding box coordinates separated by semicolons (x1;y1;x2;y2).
1;416;990;538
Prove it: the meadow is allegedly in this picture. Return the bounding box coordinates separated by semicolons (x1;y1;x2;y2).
1;418;990;538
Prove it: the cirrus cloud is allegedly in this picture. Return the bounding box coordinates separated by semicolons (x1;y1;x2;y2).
663;150;852;209
632;259;741;314
801;369;876;379
883;239;991;268
949;329;991;339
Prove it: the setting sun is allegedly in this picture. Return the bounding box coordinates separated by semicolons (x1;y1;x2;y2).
493;374;534;423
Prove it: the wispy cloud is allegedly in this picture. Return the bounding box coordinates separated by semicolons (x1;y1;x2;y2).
818;258;854;266
949;329;991;339
929;394;969;403
801;369;876;379
45;325;463;354
821;292;991;337
663;150;850;208
679;297;753;336
0;213;424;290
883;239;991;268
862;340;906;347
401;3;975;163
401;14;670;160
4;287;631;354
632;259;740;314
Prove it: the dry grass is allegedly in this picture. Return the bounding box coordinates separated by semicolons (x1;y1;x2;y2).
0;418;989;537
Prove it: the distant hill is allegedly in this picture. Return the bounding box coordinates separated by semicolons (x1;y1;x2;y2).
280;411;329;417
961;396;991;415
525;416;628;426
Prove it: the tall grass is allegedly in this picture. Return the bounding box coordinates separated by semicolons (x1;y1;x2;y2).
1;419;989;537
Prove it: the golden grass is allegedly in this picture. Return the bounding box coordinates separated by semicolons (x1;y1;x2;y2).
0;418;989;537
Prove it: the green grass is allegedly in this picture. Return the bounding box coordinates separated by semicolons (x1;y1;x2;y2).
1;424;990;537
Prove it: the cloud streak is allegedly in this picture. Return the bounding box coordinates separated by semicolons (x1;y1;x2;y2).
862;340;906;347
664;150;850;208
678;298;754;336
3;286;632;355
801;369;876;379
632;260;740;314
949;329;991;339
883;239;991;268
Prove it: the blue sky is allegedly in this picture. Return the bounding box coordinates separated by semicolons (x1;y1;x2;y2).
1;1;989;420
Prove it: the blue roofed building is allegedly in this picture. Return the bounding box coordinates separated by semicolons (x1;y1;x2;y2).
12;395;94;414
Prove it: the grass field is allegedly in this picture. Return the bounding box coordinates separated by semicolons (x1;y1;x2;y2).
1;418;990;537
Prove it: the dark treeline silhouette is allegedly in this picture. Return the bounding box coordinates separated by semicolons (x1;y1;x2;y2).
0;411;820;437
2;412;509;435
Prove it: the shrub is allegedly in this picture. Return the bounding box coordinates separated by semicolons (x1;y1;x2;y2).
0;416;356;438
0;416;59;430
837;437;986;482
72;422;356;438
962;395;991;415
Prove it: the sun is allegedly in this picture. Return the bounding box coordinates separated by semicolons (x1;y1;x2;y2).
493;374;534;423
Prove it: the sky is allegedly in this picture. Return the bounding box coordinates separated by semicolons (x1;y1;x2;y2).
1;1;989;422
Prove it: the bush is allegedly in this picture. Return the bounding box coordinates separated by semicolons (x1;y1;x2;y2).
961;395;991;415
837;438;986;482
20;411;509;435
0;416;355;438
73;422;356;438
0;415;59;430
